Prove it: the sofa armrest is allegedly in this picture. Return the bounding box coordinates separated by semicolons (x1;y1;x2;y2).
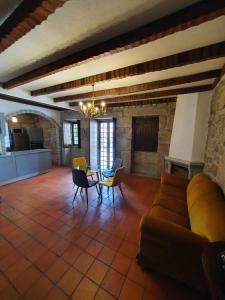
140;215;207;248
139;215;209;291
161;173;189;190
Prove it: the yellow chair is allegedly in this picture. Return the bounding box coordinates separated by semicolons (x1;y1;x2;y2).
72;156;95;178
99;167;125;205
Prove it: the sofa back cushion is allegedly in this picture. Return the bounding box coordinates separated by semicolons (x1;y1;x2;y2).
187;173;225;242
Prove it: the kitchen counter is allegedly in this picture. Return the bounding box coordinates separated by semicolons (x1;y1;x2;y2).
0;149;52;186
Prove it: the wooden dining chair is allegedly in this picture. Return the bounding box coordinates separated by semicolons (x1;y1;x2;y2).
99;166;125;205
72;169;99;207
72;156;95;178
102;158;123;178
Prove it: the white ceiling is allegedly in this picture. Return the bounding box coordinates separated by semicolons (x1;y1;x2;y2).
0;0;224;109
49;58;225;100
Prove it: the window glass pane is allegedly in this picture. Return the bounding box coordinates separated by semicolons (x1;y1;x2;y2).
73;123;79;145
63;122;72;146
99;121;114;170
4;122;10;149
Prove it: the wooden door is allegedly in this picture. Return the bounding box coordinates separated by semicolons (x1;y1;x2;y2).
131;116;159;175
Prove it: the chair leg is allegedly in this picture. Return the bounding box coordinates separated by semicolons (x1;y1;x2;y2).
107;186;109;194
95;185;100;196
119;184;125;200
85;188;88;207
98;185;103;204
72;186;79;206
99;185;103;204
112;187;115;206
80;187;83;195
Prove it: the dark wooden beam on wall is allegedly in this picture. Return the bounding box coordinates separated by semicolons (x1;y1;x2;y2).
69;84;213;107
31;41;225;96
107;97;177;108
0;0;68;54
54;69;220;102
0;93;68;111
3;0;225;89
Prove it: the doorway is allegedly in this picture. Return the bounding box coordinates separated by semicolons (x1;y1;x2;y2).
5;112;61;165
89;119;116;171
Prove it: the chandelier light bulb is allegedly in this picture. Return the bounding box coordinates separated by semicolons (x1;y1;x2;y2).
78;83;106;118
11;116;18;123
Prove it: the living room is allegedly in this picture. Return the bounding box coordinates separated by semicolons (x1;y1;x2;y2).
0;1;225;299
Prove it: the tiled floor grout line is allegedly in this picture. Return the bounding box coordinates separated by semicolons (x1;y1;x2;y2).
0;211;76;297
0;210;136;300
1;228;79;299
1;204;139;274
0;169;202;300
1;224;144;300
0;201;124;299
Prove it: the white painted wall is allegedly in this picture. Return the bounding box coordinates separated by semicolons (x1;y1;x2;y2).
169;93;198;161
192;91;212;161
169;91;212;162
0;99;61;125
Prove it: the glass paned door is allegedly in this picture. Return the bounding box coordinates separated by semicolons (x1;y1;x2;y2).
99;120;115;171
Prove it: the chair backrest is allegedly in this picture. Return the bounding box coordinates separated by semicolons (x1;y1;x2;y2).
112;158;123;171
72;156;87;171
112;166;125;186
72;169;89;188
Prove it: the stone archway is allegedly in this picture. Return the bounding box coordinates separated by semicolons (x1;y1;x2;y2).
6;109;62;165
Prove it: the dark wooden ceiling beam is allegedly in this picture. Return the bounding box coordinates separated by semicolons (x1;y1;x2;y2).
107;97;177;108
3;0;225;89
0;0;68;54
54;69;219;102
69;84;213;107
0;93;67;111
31;41;225;96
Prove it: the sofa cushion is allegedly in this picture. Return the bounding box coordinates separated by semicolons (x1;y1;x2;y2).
161;173;189;190
153;192;188;216
160;184;186;201
150;205;190;228
187;173;225;242
187;173;222;211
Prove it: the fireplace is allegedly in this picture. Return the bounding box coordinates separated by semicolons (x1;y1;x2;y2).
164;156;204;179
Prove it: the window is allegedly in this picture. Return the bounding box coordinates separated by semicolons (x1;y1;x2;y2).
132;116;159;152
63;120;80;147
98;119;115;171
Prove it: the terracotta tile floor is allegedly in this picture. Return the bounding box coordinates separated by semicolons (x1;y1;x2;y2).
0;167;205;300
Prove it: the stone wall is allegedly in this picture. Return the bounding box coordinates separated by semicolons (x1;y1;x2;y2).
62;103;175;177
35;117;59;165
204;78;225;194
8;114;39;129
7;113;60;165
108;103;175;177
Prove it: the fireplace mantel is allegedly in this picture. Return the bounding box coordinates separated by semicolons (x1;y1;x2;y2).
164;156;204;179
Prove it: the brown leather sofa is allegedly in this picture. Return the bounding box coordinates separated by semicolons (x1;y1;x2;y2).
138;172;225;293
